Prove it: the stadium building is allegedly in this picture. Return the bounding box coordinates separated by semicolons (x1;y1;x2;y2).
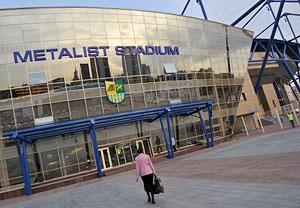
0;7;252;196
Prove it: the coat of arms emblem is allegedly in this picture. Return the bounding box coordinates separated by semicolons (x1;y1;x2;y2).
105;80;125;104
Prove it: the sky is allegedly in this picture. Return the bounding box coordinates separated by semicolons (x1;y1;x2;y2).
0;0;299;40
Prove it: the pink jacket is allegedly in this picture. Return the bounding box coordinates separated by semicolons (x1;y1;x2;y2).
135;153;155;179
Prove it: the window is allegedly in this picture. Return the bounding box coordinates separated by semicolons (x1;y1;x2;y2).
164;63;177;74
241;92;247;101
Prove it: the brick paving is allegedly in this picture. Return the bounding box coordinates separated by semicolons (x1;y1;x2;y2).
1;128;300;208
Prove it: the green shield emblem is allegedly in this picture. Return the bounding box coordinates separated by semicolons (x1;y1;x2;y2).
105;80;125;104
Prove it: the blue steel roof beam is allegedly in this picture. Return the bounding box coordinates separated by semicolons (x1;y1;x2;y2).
274;44;300;92
95;117;160;130
283;43;287;58
184;105;209;117
249;41;259;60
21;123;89;139
288;34;300;43
285;15;299;45
249;58;300;62
93;108;164;122
267;2;285;40
168;107;207;116
232;0;266;26
270;0;299;2
254;0;285;93
271;44;275;58
285;45;300;60
92;112;163;126
28;127;89;141
242;2;267;28
254;13;300;39
23;111;160;137
257;41;275;59
29;115;160;140
3;101;213;141
196;0;208;20
3;118;90;136
4;109;166;137
95;115;159;126
181;0;191;15
278;42;300;61
167;100;213;110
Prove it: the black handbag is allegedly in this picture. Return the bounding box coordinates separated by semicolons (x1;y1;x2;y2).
153;174;164;194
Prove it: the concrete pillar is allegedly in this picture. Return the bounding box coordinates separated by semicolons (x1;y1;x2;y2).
241;116;249;136
256;112;265;133
274;108;284;129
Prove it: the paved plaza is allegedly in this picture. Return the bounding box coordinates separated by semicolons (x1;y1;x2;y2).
1;128;300;208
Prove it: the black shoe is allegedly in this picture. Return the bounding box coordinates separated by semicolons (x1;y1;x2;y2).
148;198;151;203
152;200;155;204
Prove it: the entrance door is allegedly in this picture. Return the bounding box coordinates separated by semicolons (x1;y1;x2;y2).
136;139;153;157
142;139;152;157
122;143;133;163
99;148;112;169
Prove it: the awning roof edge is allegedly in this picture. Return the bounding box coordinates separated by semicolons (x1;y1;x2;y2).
3;100;213;143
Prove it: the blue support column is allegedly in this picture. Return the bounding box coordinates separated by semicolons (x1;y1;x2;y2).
255;0;285;93
198;111;211;147
16;139;32;196
196;0;208;20
21;142;32;195
165;109;174;158
89;119;103;177
208;104;215;147
159;117;171;159
181;0;191;15
231;0;266;26
268;3;285;40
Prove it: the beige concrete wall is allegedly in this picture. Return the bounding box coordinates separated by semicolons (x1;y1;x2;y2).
262;84;282;116
236;71;262;129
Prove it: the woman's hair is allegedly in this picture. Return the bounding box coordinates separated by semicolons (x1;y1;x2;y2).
137;147;143;154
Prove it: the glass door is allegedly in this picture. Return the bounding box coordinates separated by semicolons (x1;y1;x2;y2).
122;143;133;163
115;144;126;165
136;139;153;157
99;148;112;169
142;139;152;157
131;141;139;160
109;146;119;167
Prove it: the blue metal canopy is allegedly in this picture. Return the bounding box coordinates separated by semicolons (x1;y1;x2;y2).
3;100;215;196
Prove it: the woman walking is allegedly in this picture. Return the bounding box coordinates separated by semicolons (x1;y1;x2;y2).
135;147;156;204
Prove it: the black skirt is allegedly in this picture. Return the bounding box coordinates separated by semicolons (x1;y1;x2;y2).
141;173;155;193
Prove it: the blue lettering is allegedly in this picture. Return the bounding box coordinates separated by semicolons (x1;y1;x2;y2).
126;46;135;55
72;47;83;58
87;46;99;57
46;48;58;60
33;49;46;61
13;45;179;63
115;46;125;56
168;46;180;55
58;48;73;59
136;46;146;55
13;51;33;63
99;46;109;56
155;46;167;55
83;47;88;57
145;46;154;55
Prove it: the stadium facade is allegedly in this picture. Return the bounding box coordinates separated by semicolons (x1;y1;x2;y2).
0;7;252;193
